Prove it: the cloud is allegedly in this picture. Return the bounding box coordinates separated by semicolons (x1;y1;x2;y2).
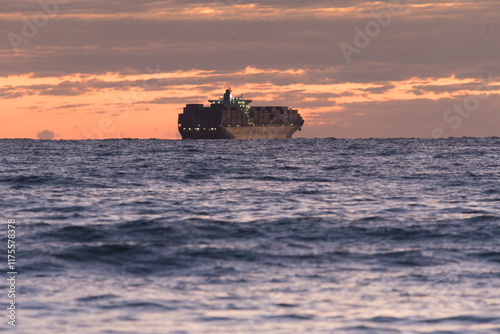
0;87;26;99
362;85;395;94
413;83;491;94
54;103;90;109
302;94;500;138
0;1;498;83
37;130;55;139
145;96;208;104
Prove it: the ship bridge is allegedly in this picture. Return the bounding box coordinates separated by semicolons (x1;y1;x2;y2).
209;89;252;113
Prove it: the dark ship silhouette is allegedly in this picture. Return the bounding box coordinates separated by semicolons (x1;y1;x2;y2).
178;89;304;139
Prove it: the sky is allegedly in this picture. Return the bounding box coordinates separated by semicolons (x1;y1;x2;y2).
1;0;499;139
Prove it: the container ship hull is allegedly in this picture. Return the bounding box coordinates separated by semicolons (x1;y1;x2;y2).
178;89;304;140
179;124;302;140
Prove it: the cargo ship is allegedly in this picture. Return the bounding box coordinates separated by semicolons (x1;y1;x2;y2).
178;89;304;139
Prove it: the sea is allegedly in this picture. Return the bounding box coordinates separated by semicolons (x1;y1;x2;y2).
1;138;500;334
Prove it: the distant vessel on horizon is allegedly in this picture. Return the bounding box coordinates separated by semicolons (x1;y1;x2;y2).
178;89;304;139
